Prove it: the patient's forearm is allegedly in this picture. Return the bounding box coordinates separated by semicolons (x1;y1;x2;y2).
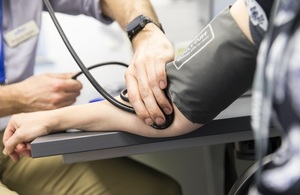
51;1;251;136
50;97;201;138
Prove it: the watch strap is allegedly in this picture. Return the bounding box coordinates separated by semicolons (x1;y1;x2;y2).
126;15;164;41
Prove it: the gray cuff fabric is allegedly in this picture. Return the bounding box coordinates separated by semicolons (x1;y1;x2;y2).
166;7;257;124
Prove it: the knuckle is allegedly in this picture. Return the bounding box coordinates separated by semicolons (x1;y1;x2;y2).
156;56;165;62
49;95;64;108
124;70;130;79
14;131;24;142
155;94;168;105
157;68;166;79
139;87;150;99
127;94;138;103
124;69;134;80
76;82;83;90
148;78;157;89
148;106;161;117
50;81;62;92
137;111;150;121
133;58;142;66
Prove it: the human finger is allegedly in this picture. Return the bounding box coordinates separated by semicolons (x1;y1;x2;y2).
125;68;154;125
146;58;172;115
137;62;166;126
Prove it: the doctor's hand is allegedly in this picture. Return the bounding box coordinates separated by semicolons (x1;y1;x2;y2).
125;23;174;126
13;73;82;113
2;112;54;162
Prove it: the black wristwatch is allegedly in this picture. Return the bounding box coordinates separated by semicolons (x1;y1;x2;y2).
125;15;164;41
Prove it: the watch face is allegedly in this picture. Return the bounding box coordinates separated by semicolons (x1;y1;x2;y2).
126;15;145;32
126;15;154;40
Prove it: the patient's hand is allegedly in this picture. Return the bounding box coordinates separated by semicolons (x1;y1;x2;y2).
2;112;51;162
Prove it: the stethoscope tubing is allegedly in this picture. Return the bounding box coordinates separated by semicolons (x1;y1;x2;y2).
43;0;174;129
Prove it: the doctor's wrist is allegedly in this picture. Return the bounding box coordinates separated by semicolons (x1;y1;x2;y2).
131;23;165;49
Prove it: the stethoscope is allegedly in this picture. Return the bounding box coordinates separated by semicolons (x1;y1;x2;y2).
43;0;174;129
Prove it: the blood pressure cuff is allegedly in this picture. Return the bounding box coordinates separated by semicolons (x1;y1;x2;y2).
166;7;258;124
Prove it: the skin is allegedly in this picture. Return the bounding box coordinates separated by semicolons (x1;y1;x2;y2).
118;0;254;127
0;73;82;117
0;0;175;159
2;98;202;162
101;0;175;126
2;0;253;162
0;0;174;121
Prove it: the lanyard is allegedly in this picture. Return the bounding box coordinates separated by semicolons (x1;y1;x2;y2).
0;0;6;85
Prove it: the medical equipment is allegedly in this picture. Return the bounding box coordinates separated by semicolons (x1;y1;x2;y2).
166;7;257;124
43;0;174;130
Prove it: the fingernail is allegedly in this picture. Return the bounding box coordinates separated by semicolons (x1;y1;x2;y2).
144;118;153;126
155;117;165;126
159;80;166;89
163;107;172;115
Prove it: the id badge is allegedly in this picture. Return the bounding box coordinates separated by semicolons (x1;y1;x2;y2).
4;20;39;48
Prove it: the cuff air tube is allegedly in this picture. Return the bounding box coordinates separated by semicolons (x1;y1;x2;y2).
166;7;257;124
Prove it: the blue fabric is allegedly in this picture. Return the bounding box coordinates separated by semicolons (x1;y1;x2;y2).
0;0;5;84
